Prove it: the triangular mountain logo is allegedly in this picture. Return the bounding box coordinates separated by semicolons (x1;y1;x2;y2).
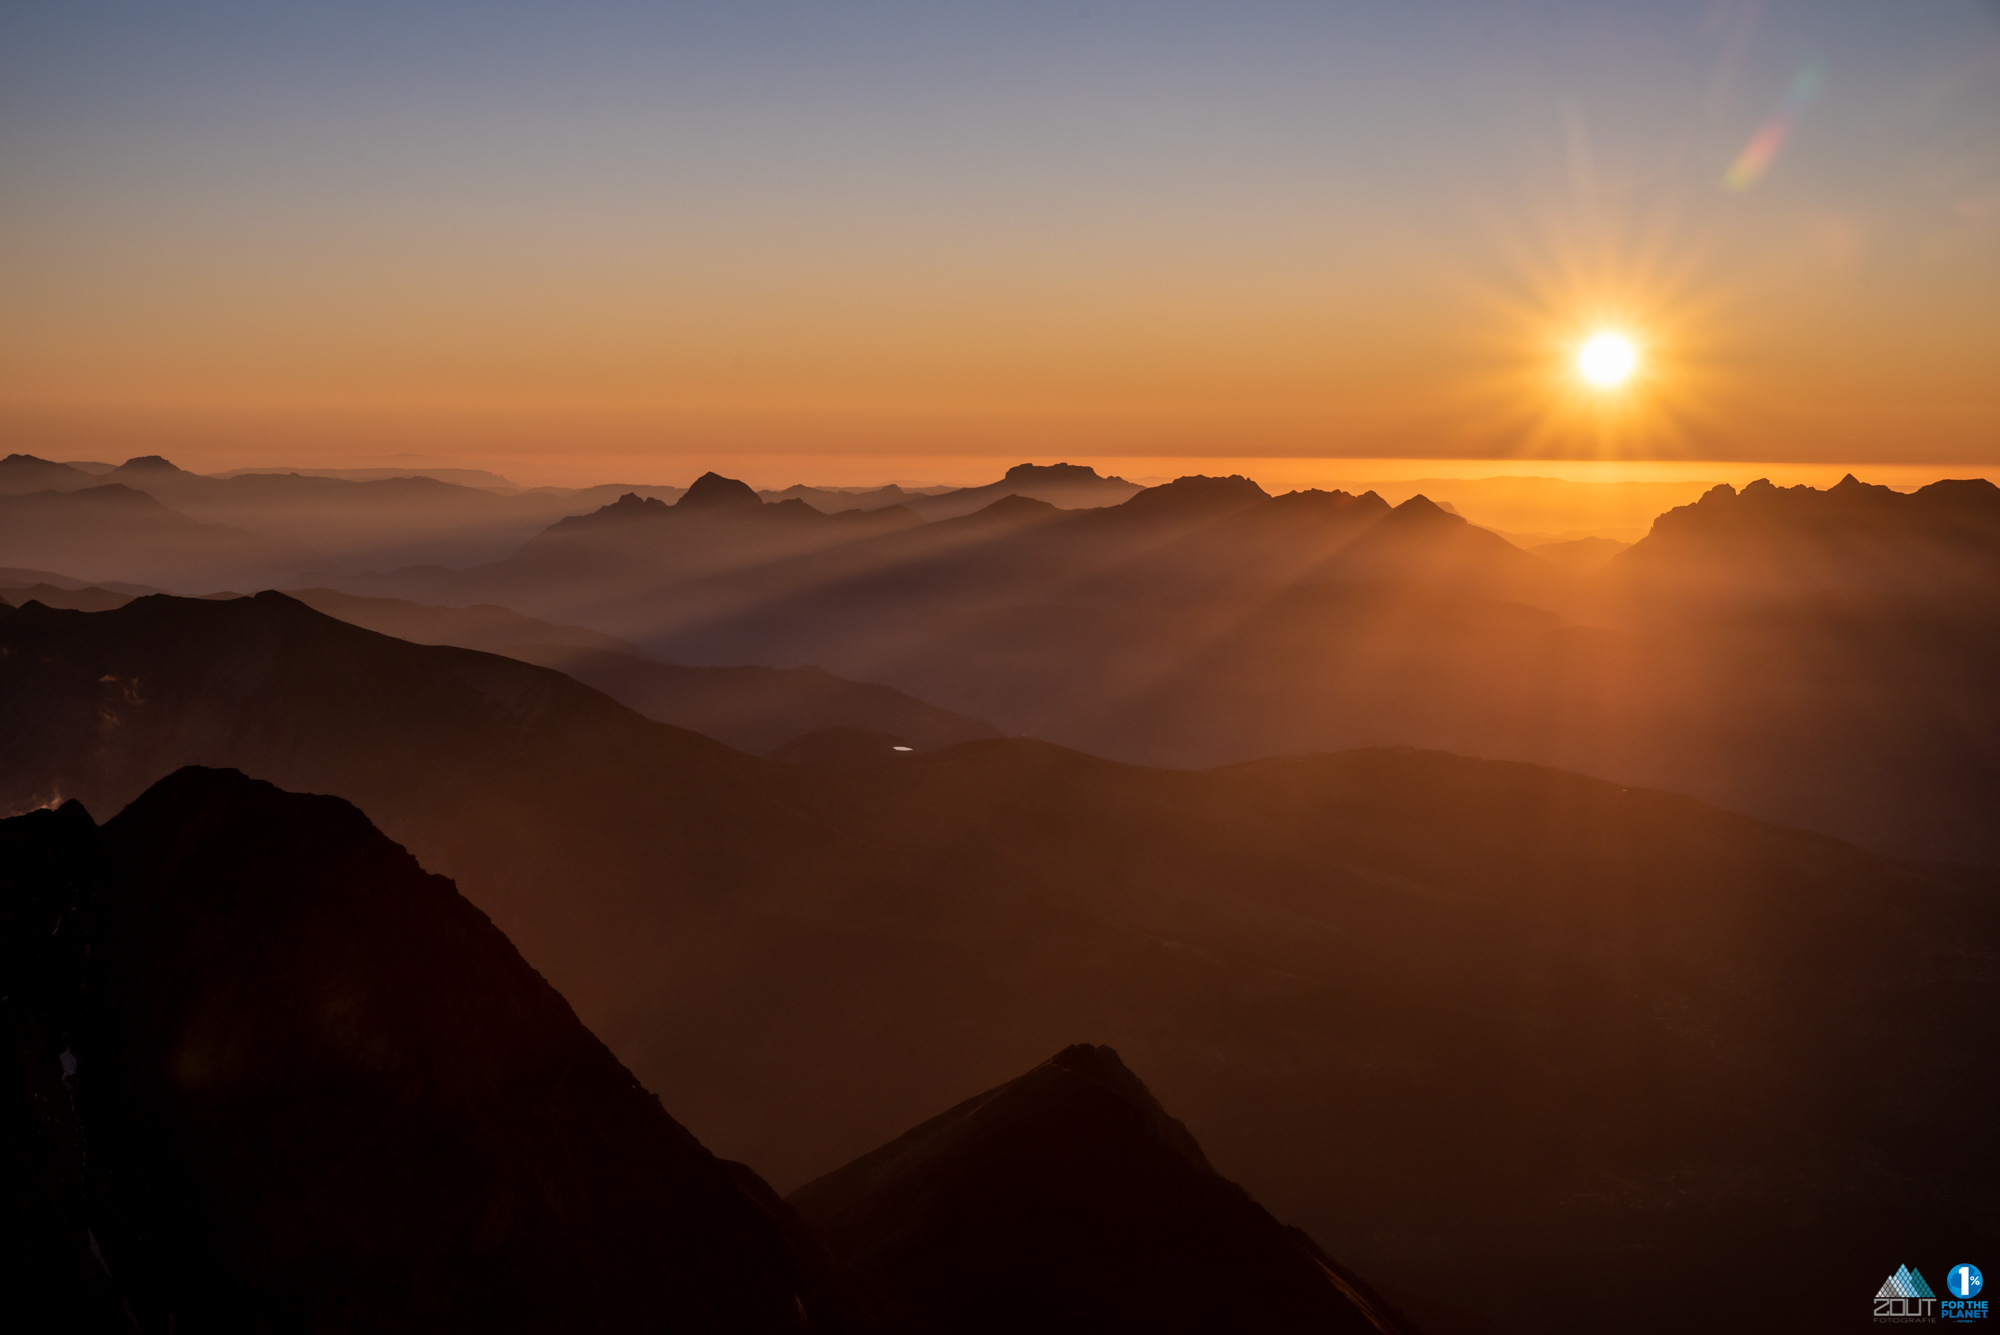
1876;1265;1936;1300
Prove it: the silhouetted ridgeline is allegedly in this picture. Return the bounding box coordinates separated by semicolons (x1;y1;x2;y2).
1595;473;2000;613
2;769;1406;1334
0;768;858;1333
2;591;1994;1332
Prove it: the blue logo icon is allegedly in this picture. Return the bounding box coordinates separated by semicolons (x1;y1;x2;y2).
1949;1265;1984;1299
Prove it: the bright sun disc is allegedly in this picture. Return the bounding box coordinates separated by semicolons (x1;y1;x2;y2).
1577;331;1639;388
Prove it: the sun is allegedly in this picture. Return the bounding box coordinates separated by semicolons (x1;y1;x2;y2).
1576;331;1639;389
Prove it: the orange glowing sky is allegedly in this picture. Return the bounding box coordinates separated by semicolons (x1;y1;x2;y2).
3;2;1997;488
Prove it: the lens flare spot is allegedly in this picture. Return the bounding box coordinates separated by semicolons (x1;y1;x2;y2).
1577;332;1639;389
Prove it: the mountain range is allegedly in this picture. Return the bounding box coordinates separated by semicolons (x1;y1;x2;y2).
2;591;1991;1333
307;468;2000;863
5;458;1996;863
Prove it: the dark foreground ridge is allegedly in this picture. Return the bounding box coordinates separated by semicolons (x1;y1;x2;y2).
792;1043;1418;1335
1;767;855;1333
4;767;1423;1334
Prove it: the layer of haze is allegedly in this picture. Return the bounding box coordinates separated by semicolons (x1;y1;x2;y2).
4;1;1998;477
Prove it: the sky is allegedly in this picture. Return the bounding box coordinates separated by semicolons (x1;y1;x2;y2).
2;0;1997;487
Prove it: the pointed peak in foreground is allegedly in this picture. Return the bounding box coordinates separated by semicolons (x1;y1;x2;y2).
790;1043;1416;1334
675;471;764;511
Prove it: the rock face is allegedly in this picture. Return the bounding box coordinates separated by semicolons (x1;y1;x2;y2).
0;766;859;1334
791;1045;1416;1335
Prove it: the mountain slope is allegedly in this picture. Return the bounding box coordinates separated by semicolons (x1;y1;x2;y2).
0;766;859;1333
792;1044;1416;1335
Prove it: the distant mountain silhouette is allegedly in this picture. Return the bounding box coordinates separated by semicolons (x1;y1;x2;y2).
520;480;689;509
1595;474;2000;614
900;462;1144;521
679;469;768;511
0;582;138;613
102;453;186;479
0;566;166;595
1312;495;1566;606
760;483;936;512
313;468;1562;657
1529;535;1630;575
792;1043;1417;1334
285;469;2000;862
282;585;643;654
0;453;99;495
88;455;611;573
214;464;522;489
0;484;318;590
1;592;1993;1332
1105;472;1269;518
34;461;1994;862
0;766;860;1332
486;482;920;615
